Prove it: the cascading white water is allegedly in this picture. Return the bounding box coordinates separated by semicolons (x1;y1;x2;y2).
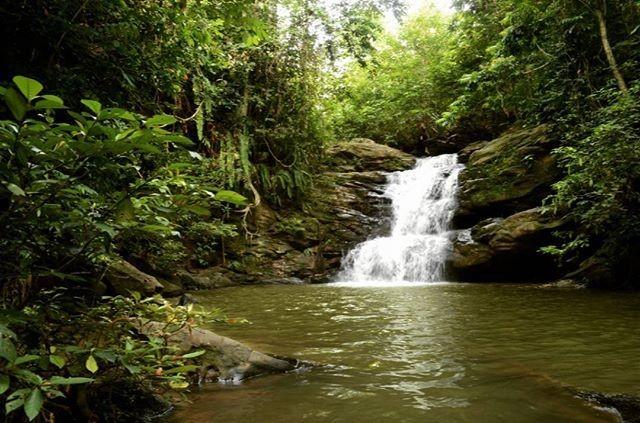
336;154;463;285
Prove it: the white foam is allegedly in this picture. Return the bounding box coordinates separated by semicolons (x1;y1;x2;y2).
335;154;463;286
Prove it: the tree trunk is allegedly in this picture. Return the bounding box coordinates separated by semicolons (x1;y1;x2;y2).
595;7;628;93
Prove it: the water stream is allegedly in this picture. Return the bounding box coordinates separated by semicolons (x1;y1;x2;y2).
171;156;640;422
337;154;463;285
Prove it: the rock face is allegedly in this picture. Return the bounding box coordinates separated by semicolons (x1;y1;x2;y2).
325;138;416;172
447;125;566;282
454;125;558;228
448;208;565;281
572;390;640;423
222;140;416;284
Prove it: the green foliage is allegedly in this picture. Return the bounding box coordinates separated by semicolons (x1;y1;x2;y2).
0;77;216;287
0;290;222;421
275;217;307;237
186;221;238;267
546;85;640;262
326;7;457;152
0;77;252;418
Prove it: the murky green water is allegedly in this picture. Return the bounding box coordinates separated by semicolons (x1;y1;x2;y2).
171;284;640;422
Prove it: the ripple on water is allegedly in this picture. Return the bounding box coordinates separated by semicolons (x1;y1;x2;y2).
171;284;640;423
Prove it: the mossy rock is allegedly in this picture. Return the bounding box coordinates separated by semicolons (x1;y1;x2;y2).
455;125;560;227
325;138;416;172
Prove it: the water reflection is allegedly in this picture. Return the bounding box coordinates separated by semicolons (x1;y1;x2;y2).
170;284;640;422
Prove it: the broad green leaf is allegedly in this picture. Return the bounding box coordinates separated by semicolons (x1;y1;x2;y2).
146;114;177;127
14;370;43;385
85;355;98;373
14;355;40;365
7;388;29;401
123;363;141;375
49;354;66;369
215;190;248;206
0;337;17;362
95;223;118;238
5;183;25;197
5;398;23;415
93;350;117;363
13;76;43;100
41;94;63;104
4;87;28;120
0;325;17;339
101;108;136;121
24;389;43;421
80;99;102;115
46;389;65;399
49;376;93;385
67;110;87;125
0;374;9;395
181;350;205;359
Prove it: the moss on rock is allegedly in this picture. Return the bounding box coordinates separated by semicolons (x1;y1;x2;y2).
455;125;559;227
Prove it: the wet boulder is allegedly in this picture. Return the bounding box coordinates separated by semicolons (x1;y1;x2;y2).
458;140;489;163
572;390;640;423
448;208;565;281
176;268;236;290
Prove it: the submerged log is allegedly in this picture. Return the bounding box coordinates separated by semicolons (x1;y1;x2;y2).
139;321;309;382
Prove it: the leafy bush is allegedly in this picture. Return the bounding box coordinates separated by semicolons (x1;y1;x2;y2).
186;221;239;267
0;76;246;419
0;76;198;290
0;290;221;421
0;76;251;291
545;85;640;269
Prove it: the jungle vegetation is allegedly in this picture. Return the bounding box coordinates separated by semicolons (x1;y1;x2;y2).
0;0;639;420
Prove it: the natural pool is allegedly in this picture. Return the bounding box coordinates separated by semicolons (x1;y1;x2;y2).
170;283;640;422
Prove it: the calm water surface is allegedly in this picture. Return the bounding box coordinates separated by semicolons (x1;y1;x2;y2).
171;283;640;422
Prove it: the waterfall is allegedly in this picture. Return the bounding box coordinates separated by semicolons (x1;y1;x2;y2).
336;154;463;284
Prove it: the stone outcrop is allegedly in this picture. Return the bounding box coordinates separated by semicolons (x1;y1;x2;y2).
104;258;164;296
325;138;416;172
114;138;414;290
447;126;567;282
562;244;640;290
454;125;558;228
572;390;640;423
449;208;565;281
